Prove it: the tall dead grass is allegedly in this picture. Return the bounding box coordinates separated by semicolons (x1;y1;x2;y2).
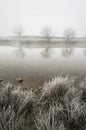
0;82;35;130
36;75;86;130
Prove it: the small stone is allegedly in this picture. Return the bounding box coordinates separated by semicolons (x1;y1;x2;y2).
0;79;3;82
16;78;23;83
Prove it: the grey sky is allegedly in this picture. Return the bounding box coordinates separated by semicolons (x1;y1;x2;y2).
0;0;86;37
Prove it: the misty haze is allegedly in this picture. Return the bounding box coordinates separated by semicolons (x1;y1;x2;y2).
0;0;86;130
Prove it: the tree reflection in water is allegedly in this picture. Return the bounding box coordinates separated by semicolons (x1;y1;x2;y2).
83;49;86;56
62;47;74;57
15;46;25;58
41;47;54;59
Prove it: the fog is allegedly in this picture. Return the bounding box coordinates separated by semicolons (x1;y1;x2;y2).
0;0;86;37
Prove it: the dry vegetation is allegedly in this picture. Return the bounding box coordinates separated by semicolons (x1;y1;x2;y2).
0;75;86;130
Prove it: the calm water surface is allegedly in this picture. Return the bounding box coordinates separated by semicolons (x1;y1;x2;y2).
0;44;86;81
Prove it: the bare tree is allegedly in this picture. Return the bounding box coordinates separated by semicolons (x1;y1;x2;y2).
41;26;54;42
13;24;24;37
41;47;54;59
64;28;76;41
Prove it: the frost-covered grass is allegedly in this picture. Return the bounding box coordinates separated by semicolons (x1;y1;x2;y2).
37;75;86;130
0;75;86;130
0;82;35;130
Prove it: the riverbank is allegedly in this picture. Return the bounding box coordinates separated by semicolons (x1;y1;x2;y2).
0;36;86;48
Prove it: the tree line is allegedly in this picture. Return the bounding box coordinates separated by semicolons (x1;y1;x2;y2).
13;24;76;42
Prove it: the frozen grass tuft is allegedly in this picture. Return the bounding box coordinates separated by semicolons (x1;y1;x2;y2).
35;104;66;130
40;75;76;109
36;75;86;130
0;82;35;130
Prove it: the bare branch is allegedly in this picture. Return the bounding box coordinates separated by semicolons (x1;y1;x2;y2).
13;24;24;37
64;28;76;41
41;26;54;42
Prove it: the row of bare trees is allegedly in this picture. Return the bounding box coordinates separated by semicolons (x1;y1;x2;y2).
13;24;76;41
